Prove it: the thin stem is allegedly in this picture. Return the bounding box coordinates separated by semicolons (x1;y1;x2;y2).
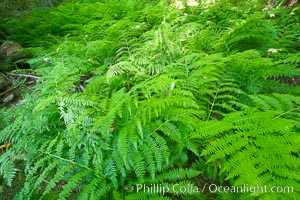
207;82;222;121
39;150;96;173
272;107;300;119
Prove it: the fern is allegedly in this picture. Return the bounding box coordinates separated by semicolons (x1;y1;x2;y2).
0;150;18;186
223;13;277;52
191;109;300;199
1;1;300;200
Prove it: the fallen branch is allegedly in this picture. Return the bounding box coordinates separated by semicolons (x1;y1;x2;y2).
9;73;41;79
0;81;22;97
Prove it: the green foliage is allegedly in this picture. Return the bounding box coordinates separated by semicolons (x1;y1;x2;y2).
1;0;300;199
191;109;300;199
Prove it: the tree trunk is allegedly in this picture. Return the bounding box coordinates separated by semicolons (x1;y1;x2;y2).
286;0;299;7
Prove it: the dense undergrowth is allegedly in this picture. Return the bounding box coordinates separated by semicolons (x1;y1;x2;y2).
0;0;300;199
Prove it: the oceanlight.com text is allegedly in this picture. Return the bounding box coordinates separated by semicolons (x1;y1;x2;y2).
124;183;294;196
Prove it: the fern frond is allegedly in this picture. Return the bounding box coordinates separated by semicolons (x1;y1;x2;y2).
41;164;73;198
196;109;300;197
223;13;277;52
154;168;201;182
0;151;18;186
107;61;143;80
250;93;300;118
57;170;90;200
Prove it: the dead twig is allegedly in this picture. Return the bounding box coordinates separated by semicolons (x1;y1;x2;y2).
0;81;22;97
9;73;41;79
